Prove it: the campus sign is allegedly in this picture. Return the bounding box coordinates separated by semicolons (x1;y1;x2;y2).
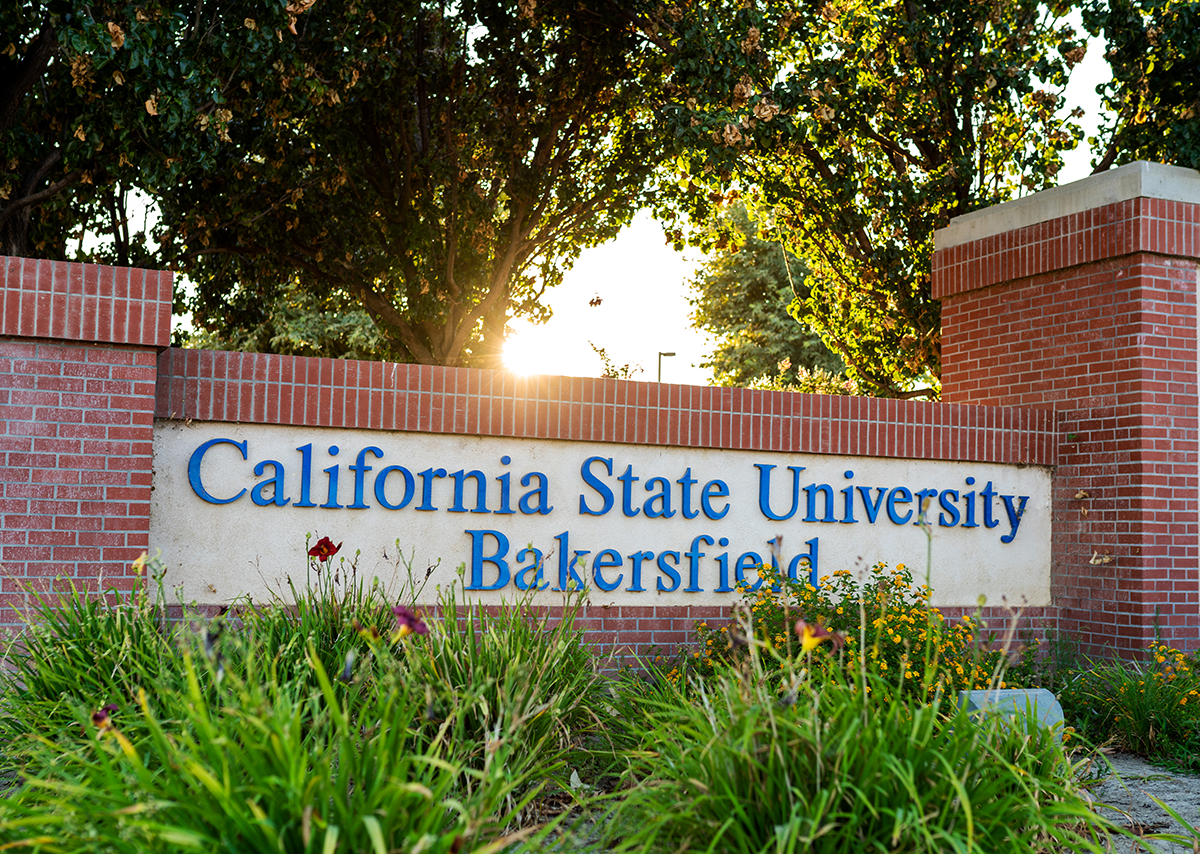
149;422;1052;607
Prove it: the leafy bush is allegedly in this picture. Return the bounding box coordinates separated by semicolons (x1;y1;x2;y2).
691;562;1002;700
396;585;604;775
1;632;540;853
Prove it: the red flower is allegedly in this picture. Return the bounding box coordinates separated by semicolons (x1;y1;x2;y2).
308;536;342;562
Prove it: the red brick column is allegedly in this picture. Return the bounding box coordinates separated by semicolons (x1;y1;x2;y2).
933;161;1200;655
0;256;172;632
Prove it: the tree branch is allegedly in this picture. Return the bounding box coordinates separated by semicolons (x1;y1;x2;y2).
0;164;81;230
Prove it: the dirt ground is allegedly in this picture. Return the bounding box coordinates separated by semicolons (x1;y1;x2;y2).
1087;753;1200;853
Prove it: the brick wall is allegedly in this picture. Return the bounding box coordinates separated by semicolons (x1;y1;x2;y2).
935;184;1200;655
0;256;172;632
156;347;1056;659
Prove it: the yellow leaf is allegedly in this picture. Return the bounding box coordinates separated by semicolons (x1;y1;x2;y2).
74;125;87;142
107;22;125;50
112;70;125;85
145;94;158;115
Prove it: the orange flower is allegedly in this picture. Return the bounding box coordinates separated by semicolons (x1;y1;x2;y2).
795;619;843;653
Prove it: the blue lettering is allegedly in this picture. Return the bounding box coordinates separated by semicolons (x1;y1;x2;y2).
677;468;700;519
417;467;447;511
579;457;614;516
803;483;836;523
374;466;415;510
464;529;509;590
519;472;553;515
856;486;886;523
644;476;674;518
786;538;819;587
188;438;247;505
251;460;289;507
593;549;623;592
449;470;490;514
349;447;383;509
886;487;913;525
514;547;548;591
701;480;730;520
322;445;342;509
295;443;316;507
735;551;763;590
1000;495;1029;543
626;550;652;592
938;489;961;527
656;551;681;593
755;464;805;521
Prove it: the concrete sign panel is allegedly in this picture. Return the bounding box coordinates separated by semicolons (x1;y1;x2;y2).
150;421;1052;607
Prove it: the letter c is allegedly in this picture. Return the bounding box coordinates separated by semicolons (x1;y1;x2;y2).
188;438;248;505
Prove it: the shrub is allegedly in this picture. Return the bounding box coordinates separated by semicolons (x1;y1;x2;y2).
0;633;542;853
691;562;1002;700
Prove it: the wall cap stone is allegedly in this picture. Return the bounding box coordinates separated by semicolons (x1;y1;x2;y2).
935;160;1200;250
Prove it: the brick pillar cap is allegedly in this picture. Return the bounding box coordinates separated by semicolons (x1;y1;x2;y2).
935;160;1200;251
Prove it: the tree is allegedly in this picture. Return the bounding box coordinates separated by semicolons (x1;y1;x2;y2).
156;0;669;368
653;0;1087;397
1084;0;1200;171
689;204;841;388
0;0;288;262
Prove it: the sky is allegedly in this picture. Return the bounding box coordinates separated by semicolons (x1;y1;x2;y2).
502;23;1114;386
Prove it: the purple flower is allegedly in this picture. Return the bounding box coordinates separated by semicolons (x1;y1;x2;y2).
91;703;118;732
392;606;429;638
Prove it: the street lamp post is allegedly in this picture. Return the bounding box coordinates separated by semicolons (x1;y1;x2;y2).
658;351;676;383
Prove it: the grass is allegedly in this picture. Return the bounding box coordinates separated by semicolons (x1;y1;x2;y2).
602;619;1114;854
1;547;1192;853
0;553;606;853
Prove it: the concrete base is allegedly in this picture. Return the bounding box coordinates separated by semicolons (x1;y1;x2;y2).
957;688;1065;741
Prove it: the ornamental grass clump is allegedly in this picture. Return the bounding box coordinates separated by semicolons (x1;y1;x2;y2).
691;561;1002;700
0;629;541;853
605;625;1114;854
0;545;606;852
1057;641;1200;772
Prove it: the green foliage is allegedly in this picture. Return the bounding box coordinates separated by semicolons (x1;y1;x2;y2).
0;553;605;852
375;583;604;776
688;204;843;388
744;361;860;396
1057;642;1200;773
606;641;1110;853
656;0;1087;397
1084;0;1200;171
183;279;389;360
1;638;538;853
0;0;295;261
159;0;670;368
